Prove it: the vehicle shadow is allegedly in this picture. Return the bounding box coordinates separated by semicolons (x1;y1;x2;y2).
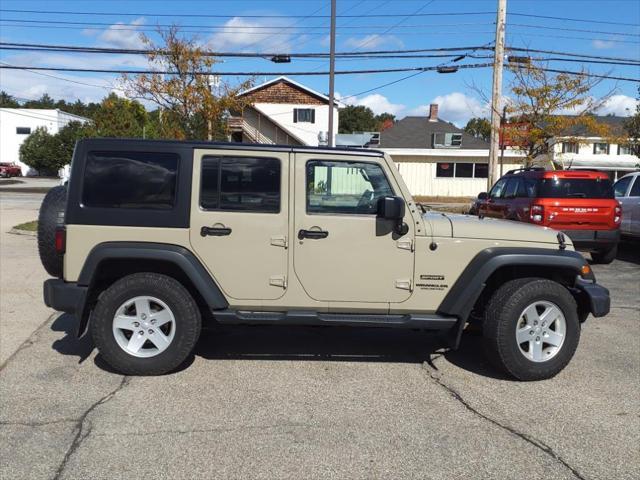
617;240;640;265
50;313;510;380
50;313;94;364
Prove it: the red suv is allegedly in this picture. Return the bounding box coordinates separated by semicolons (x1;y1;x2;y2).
472;168;621;263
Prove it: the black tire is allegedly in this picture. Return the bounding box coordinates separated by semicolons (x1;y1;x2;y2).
37;185;67;277
590;243;618;264
483;278;580;381
91;273;202;375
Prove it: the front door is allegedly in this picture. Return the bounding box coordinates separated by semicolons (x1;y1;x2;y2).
190;149;289;301
293;154;415;304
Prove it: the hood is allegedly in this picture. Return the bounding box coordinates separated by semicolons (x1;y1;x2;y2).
423;212;564;245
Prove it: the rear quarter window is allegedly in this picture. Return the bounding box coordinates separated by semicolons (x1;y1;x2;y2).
536;177;614;199
82;151;179;209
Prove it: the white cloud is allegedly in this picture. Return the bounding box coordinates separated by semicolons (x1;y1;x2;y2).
96;18;146;49
337;92;405;116
208;17;293;53
596;94;638;116
343;34;403;50
592;39;616;50
407;92;488;126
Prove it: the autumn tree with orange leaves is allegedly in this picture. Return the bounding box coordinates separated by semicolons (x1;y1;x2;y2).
123;26;253;141
502;62;621;166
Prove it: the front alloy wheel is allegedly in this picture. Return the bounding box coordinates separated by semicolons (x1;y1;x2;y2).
515;301;566;362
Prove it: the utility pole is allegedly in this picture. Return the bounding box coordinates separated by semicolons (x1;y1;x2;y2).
487;0;507;189
327;0;337;147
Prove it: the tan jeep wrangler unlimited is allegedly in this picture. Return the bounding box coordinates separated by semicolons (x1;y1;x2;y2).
39;139;610;380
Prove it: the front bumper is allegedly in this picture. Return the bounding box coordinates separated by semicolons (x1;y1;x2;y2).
564;229;620;249
43;279;87;316
574;277;610;318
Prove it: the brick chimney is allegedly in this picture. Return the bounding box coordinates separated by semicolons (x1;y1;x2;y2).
428;103;439;122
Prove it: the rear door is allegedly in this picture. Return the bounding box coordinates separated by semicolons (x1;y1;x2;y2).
292;153;415;304
189;148;289;301
537;174;616;230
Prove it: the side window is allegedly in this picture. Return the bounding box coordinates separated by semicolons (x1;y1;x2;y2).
503;178;520;198
524;178;538;198
200;156;280;213
83;151;179;210
630;178;640;197
614;176;632;198
306;160;394;215
489;178;507;199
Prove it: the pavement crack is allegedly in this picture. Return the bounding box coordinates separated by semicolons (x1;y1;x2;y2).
422;363;587;480
0;312;58;372
0;418;77;428
52;376;130;480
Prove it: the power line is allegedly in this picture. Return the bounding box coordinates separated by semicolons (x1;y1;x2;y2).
0;63;494;76
3;62;637;82
508;12;640;27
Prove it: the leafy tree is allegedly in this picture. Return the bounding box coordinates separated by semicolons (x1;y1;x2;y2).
92;93;148;137
339;105;395;133
123;26;253;140
19;127;59;175
19;122;91;175
0;91;20;107
23;93;56;109
624;85;640;158
504;62;619;165
464;117;491;141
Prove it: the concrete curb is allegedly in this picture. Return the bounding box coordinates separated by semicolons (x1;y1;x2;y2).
8;228;37;237
0;188;51;194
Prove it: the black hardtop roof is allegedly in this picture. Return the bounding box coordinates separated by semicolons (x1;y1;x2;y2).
76;137;385;157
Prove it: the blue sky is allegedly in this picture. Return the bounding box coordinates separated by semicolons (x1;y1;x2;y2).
0;0;638;126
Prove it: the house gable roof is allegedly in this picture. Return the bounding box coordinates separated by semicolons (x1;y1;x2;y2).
238;76;338;105
379;116;489;150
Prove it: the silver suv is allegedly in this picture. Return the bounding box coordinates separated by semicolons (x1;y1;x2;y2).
39;139;610;380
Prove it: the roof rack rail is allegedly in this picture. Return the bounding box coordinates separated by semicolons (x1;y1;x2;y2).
505;167;546;175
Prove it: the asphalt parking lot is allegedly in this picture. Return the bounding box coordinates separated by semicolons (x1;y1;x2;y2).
0;191;638;480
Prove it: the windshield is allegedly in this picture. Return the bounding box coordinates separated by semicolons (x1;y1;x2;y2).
536;178;614;199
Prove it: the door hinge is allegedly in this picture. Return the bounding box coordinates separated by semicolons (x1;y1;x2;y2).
397;239;414;252
270;235;288;249
269;275;287;289
395;279;413;291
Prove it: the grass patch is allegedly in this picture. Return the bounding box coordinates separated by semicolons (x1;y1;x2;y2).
13;220;38;232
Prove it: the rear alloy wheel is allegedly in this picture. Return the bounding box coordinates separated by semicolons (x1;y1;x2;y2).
483;278;580;381
91;273;201;375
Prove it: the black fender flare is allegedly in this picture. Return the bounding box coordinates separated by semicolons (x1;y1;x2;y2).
437;247;589;347
76;242;228;335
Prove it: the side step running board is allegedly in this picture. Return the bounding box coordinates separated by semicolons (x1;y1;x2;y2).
213;310;457;330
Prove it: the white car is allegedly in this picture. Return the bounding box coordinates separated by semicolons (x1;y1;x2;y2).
614;172;640;239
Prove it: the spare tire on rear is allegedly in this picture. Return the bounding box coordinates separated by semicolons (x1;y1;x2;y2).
38;185;67;278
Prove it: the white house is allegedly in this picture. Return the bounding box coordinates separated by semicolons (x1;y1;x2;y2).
0;108;90;175
379;105;525;197
537;115;639;181
228;76;339;147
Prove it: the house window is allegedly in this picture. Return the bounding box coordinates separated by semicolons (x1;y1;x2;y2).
16;127;31;135
474;163;488;178
593;143;609;155
561;142;579;154
436;162;487;178
432;132;463;148
293;108;315;123
618;144;636;155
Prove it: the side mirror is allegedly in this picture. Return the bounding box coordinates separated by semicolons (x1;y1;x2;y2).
377;196;405;220
477;192;488;200
377;196;408;235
